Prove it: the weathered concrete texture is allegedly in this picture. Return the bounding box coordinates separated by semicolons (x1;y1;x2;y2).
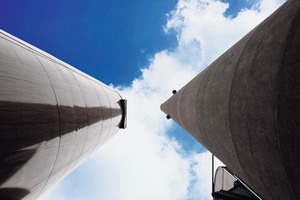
161;0;300;199
0;30;124;200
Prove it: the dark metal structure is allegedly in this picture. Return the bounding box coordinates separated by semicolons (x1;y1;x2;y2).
0;30;126;200
213;167;260;200
161;0;300;199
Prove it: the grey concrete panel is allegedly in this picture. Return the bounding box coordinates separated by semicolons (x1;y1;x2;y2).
0;37;18;61
70;72;102;164
87;81;122;153
161;0;300;199
101;86;118;142
0;55;56;105
32;57;87;197
89;81;109;151
95;86;113;144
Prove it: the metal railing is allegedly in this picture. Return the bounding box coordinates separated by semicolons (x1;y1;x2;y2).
212;166;262;200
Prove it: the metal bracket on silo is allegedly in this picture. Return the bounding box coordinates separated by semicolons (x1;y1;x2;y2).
119;99;127;129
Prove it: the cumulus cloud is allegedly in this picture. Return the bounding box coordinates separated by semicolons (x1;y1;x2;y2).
40;1;285;200
165;0;285;66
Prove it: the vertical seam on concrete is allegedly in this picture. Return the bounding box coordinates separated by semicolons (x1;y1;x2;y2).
228;4;290;198
227;28;257;183
87;79;104;155
1;32;62;200
69;71;90;168
227;22;271;200
100;87;114;145
33;54;62;200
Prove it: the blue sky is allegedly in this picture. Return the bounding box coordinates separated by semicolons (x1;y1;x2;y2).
0;0;178;85
0;0;259;153
0;0;285;199
1;0;256;85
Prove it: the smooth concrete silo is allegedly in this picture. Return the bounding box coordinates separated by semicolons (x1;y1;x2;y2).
161;0;300;199
0;30;126;200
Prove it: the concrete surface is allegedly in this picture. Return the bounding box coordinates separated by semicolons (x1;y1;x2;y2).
0;30;124;200
161;0;300;199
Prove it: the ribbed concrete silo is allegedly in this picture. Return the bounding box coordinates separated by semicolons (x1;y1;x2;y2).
0;30;126;200
161;0;300;199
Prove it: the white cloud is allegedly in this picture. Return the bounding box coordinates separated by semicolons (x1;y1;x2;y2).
40;1;285;200
165;0;285;66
